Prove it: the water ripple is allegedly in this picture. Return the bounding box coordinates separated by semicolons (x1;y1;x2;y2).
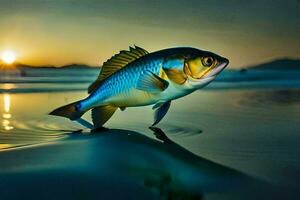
0;118;83;150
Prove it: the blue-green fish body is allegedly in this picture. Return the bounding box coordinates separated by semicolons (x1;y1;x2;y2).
50;46;229;128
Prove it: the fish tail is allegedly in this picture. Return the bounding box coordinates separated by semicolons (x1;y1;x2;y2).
49;100;85;120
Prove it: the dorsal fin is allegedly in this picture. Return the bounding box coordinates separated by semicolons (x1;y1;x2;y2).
88;45;149;93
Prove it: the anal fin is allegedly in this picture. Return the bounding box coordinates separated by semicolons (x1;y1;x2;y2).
92;105;117;128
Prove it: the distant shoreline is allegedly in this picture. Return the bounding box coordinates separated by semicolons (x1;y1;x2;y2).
246;58;300;70
0;58;299;71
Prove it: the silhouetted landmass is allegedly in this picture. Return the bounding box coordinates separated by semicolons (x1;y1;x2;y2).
12;63;97;70
13;63;55;69
248;58;300;70
0;62;98;78
60;64;98;69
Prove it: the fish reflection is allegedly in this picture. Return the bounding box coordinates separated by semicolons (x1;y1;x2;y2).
0;127;282;199
2;94;13;131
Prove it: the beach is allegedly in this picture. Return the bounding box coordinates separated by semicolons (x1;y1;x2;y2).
0;0;299;198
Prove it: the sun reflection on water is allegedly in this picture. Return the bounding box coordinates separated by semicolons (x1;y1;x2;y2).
2;94;13;131
0;143;12;149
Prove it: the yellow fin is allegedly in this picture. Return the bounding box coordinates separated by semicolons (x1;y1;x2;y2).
136;70;169;93
88;45;149;93
163;68;187;85
91;105;117;128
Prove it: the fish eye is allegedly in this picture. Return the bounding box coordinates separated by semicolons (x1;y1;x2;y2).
202;56;214;67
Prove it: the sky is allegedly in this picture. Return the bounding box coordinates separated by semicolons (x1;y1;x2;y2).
0;0;299;68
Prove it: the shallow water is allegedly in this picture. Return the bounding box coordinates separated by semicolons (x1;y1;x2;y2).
0;68;300;198
0;85;299;187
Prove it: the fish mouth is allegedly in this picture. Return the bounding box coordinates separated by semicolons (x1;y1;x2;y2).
203;58;229;78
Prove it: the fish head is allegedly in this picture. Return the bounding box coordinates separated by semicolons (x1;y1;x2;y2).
183;50;229;89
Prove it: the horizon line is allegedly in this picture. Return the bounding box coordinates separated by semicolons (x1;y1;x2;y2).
1;56;299;69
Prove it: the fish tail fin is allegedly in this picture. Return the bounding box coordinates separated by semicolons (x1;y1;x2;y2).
49;101;85;120
92;105;117;129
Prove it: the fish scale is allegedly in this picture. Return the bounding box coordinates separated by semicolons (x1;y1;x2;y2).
94;57;164;107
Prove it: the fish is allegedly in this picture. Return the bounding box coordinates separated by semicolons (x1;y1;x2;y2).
49;46;229;128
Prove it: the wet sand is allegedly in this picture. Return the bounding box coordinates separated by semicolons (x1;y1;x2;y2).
0;128;296;199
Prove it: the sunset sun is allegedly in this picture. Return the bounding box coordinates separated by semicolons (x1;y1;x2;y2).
1;50;17;64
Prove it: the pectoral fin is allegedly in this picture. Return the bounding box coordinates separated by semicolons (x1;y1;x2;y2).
152;101;171;126
163;68;187;85
162;56;187;85
136;70;169;93
92;105;117;128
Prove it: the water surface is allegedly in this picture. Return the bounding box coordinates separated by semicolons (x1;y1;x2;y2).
0;69;299;199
